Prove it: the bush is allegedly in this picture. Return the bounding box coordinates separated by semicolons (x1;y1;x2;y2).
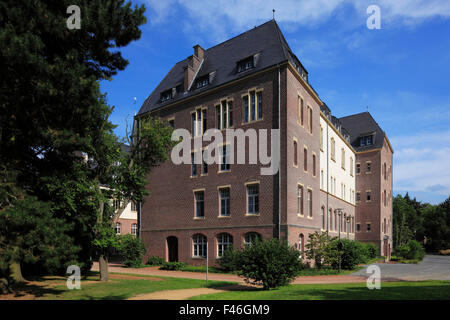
218;247;240;272
325;238;369;270
396;240;425;261
159;262;186;271
147;256;165;266
235;239;302;290
364;243;378;259
117;234;146;268
305;231;331;269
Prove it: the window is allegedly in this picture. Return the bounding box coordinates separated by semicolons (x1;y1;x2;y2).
304;148;308;171
191;152;197;176
194;191;204;218
356;163;361;174
341;148;345;169
356;192;361;202
320;126;323;150
297;185;303;215
131;201;137;212
321;170;324;189
217;233;232;257
115;222;121;235
312;154;316;176
113;199;120;210
366;162;371;173
220;145;230;172
366;191;371;202
193;234;207;258
237;56;254;72
298;97;304;126
242;91;262;123
360;135;373;146
247;184;259;215
307;190;312;217
195;74;209;89
293;140;298;166
219;188;230;216
366;223;371;232
321;206;325;230
244;232;261;246
356;223;361;232
299;234;305;256
329;209;333;230
191;108;206;136
168;119;174;128
160;89;173;102
131;223;137;235
384;190;387;207
202;156;208;175
350;157;354;176
330;138;335;160
383;163;387;180
216;100;233;130
307;106;313;134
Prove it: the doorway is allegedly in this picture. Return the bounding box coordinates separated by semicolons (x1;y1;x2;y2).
167;236;178;262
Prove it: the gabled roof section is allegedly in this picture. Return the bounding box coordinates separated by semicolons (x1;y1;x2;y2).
339;112;392;153
138;20;305;115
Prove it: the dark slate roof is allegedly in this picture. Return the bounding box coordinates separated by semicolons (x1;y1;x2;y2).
137;20;307;115
339;112;388;152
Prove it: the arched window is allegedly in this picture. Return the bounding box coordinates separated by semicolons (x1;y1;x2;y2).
217;233;233;257
299;234;305;257
321;206;325;230
244;232;261;246
193;234;207;258
115;222;121;235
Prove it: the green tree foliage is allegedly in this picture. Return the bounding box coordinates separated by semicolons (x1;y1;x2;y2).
116;234;146;268
218;247;240;272
235;239;302;290
305;231;331;269
396;240;425;261
0;0;155;283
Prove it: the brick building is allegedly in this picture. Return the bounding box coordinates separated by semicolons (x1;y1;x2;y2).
135;20;392;264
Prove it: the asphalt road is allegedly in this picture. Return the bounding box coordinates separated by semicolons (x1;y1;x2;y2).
352;255;450;281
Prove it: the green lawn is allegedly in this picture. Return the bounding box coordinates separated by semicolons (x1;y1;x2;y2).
11;272;233;300
189;281;450;300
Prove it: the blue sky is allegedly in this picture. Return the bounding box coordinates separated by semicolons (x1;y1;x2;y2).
100;0;450;205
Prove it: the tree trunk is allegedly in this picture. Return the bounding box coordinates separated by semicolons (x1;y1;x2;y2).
99;254;108;281
9;261;25;283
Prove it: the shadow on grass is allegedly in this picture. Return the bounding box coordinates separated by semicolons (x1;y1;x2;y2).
9;281;65;299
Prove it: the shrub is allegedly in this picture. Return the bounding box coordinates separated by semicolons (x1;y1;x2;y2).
218;247;240;272
325;238;368;270
364;243;378;259
159;262;186;271
396;240;425;261
147;256;165;266
117;234;146;268
235;239;302;290
305;231;331;269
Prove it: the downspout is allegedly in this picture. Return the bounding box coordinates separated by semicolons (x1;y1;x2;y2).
326;121;329;234
278;66;281;239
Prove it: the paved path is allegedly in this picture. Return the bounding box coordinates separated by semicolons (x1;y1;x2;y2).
92;262;367;285
127;287;227;300
351;255;450;281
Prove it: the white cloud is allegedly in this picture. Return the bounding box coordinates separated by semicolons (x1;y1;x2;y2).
145;0;450;41
392;130;450;196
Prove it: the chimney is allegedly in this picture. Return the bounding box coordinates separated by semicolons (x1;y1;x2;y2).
184;45;204;91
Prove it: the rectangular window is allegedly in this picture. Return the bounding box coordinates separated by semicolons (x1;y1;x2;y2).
250;91;256;122
219;188;230;216
307;190;312;217
191;152;197;176
331;138;335;160
321;170;324;189
300;97;304;125
341;148;345;169
194;191;204;218
131;201;137;212
350;157;354;176
356;192;361;202
237;56;254;72
247;184;259;215
216;105;221;130
297;185;303;215
257;92;263;120
131;223;137;235
293;140;298;166
366;223;371;232
356;223;361;232
221;100;227;130
228;101;233;127
202;109;207;134
243;96;249;123
217;100;232;130
312;154;316;176
303;148;307;171
366;162;371;173
356;163;361;174
160;89;173;102
308;106;313;133
191;108;205;136
195;75;209;89
202;156;208;175
367;191;371;202
220;145;230;172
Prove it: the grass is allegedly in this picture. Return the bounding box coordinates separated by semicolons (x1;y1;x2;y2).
189;280;450;300
7;272;233;300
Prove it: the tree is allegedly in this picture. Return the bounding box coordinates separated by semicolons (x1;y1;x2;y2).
393;194;415;249
0;0;147;283
305;231;330;269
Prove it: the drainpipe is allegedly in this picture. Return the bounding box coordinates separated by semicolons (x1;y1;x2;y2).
326;120;329;234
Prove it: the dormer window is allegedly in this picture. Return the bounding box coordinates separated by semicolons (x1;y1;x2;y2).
237;56;254;73
360;135;373;147
195;75;209;89
160;89;173;102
